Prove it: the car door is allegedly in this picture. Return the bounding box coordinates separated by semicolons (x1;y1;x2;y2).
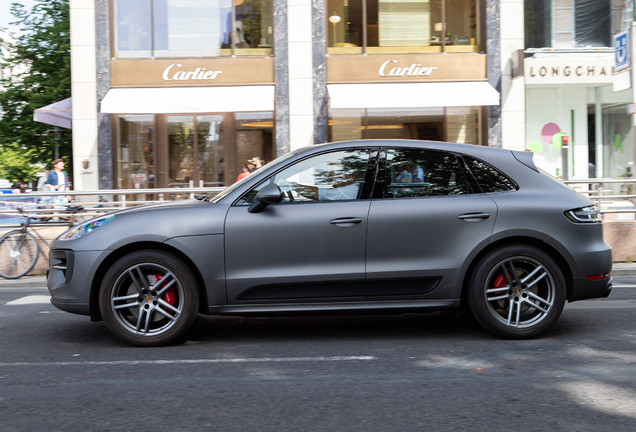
365;148;497;300
224;149;376;304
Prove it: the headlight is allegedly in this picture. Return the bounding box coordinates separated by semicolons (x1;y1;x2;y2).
565;205;602;223
58;215;115;241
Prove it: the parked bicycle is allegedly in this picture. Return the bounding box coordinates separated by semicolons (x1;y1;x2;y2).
0;205;85;279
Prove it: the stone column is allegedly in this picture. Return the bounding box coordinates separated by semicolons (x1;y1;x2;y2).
287;0;315;151
312;0;328;144
486;0;502;148
70;0;99;190
95;0;112;189
274;0;290;155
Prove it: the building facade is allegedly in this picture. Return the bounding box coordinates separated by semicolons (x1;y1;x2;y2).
523;0;635;185
69;0;522;191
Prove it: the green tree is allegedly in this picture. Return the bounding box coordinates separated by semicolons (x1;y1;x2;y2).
0;147;41;183
0;0;71;174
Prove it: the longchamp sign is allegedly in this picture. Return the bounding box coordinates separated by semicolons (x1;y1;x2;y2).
111;58;274;87
327;54;487;83
524;57;615;85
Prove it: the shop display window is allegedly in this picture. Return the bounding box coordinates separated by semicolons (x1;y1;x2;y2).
113;0;272;58
329;107;481;145
326;0;479;54
114;112;275;191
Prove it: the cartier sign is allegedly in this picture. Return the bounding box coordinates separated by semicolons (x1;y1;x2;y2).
162;64;222;81
328;54;487;83
111;58;274;87
525;57;614;85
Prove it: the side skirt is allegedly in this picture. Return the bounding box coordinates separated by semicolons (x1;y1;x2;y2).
206;299;459;315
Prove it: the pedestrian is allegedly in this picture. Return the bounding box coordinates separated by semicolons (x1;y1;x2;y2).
251;157;263;171
236;164;251;182
37;169;50;191
11;181;26;193
44;159;72;209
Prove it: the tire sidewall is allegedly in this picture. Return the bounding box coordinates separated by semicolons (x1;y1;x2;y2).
98;250;199;346
468;244;566;339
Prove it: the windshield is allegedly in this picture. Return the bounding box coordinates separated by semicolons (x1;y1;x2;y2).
211;150;300;203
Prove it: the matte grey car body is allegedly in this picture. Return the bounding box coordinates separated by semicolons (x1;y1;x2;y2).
47;140;612;345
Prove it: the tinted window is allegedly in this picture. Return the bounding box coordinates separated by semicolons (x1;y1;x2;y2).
463;156;517;193
382;149;471;198
239;150;370;205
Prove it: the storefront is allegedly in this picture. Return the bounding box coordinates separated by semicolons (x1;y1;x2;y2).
525;55;634;183
326;53;498;144
100;58;276;190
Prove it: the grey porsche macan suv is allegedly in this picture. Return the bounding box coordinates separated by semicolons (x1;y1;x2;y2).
47;140;612;346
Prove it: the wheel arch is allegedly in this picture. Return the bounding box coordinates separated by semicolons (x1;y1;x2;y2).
89;241;209;321
459;236;574;313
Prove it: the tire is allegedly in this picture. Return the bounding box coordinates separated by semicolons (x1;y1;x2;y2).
467;244;566;339
98;250;199;347
0;230;39;279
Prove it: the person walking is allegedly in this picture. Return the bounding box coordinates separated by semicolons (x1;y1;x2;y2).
44;159;71;209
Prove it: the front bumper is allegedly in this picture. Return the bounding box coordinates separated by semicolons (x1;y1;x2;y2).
47;249;107;316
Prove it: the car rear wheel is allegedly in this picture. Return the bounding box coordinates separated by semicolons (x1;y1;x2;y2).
468;245;566;339
98;250;199;346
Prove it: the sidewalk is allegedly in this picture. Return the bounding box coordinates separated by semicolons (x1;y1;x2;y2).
1;264;635;288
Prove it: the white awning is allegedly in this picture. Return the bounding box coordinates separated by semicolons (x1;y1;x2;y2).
33;97;72;129
327;82;500;109
100;86;275;113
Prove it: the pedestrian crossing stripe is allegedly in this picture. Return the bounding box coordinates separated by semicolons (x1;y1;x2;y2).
5;295;51;305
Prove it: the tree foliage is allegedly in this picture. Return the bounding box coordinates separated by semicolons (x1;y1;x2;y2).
0;0;71;174
0;146;41;183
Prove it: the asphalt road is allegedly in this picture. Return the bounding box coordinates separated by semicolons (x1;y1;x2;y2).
1;277;636;431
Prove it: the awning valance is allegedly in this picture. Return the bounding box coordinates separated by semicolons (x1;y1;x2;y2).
327;82;500;109
100;86;275;113
33;97;72;129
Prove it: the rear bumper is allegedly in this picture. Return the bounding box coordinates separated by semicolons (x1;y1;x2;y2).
571;276;612;302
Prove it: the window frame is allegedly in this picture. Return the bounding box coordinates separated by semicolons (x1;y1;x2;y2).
234;147;378;206
459;154;519;194
110;0;274;59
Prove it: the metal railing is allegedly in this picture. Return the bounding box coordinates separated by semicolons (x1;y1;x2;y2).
563;178;636;214
0;187;226;228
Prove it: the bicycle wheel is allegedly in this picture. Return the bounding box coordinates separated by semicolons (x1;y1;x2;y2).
0;230;39;279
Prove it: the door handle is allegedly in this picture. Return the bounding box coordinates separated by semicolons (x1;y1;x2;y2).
329;217;363;226
458;213;490;221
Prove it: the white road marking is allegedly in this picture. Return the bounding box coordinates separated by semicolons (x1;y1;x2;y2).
5;295;51;305
0;356;377;367
611;285;636;288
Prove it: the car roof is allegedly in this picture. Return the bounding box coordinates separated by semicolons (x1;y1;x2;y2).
294;139;516;160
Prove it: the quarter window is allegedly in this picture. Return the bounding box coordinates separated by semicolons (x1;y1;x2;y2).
381;148;471;198
239;150;370;204
462;155;517;192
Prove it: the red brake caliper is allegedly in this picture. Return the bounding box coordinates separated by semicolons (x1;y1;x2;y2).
155;274;176;312
492;273;507;295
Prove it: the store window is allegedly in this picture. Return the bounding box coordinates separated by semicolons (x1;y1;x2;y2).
326;0;480;54
329;107;482;145
115;115;155;191
525;0;614;49
113;0;273;58
114;112;275;191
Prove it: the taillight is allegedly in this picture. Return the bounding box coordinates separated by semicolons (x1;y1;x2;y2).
565;204;602;223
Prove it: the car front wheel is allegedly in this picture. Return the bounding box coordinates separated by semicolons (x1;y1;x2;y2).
98;250;199;346
468;245;566;339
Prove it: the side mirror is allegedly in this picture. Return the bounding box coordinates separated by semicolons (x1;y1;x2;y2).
248;184;283;213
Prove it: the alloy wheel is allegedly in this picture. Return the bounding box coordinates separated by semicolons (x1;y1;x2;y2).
483;256;556;329
110;263;185;336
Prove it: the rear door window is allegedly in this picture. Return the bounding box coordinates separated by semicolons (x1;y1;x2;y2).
379;148;473;198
